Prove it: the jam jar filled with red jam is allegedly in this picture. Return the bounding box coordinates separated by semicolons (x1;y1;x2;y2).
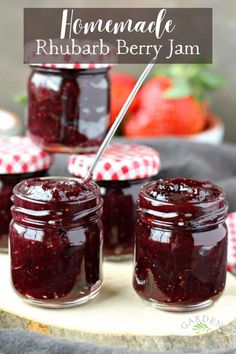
10;177;103;308
69;144;160;259
0;137;52;251
133;178;228;311
28;64;111;153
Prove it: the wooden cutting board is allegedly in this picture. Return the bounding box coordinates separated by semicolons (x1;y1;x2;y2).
0;253;236;352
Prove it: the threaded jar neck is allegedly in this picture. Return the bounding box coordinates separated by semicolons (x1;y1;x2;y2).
138;178;228;230
11;177;103;228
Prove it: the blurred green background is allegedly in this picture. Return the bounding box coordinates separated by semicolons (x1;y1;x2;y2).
0;0;235;141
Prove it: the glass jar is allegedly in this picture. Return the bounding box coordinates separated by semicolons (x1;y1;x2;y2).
28;65;111;153
0;137;52;252
10;177;103;308
68;144;161;260
133;178;228;311
97;179;145;259
0;172;48;251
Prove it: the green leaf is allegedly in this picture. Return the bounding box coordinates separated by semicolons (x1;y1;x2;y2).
14;92;27;106
198;71;224;89
153;64;224;101
192;322;210;334
163;78;191;99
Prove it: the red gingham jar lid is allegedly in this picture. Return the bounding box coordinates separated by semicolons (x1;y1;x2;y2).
0;137;53;174
31;63;113;70
68;144;161;181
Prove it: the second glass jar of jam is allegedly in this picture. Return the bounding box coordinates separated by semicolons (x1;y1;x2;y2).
69;144;160;260
133;178;228;311
0;137;52;251
28;64;111;153
10;177;103;308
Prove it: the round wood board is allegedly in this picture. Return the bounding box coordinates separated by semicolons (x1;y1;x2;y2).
0;253;236;351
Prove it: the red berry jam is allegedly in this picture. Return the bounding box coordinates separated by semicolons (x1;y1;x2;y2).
0;171;48;251
133;178;228;311
97;180;144;259
10;177;103;308
28;67;110;153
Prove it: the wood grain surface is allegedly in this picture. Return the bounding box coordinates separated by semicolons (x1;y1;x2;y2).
0;254;236;351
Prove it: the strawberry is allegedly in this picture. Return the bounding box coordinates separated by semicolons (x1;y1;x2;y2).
124;77;206;137
110;73;139;126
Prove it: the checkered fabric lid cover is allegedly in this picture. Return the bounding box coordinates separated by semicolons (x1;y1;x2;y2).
0;137;52;174
227;212;236;274
68;144;161;181
32;63;113;69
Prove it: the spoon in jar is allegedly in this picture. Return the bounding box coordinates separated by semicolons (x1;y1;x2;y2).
85;61;155;180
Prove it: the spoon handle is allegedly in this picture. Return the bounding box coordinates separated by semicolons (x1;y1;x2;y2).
86;61;155;179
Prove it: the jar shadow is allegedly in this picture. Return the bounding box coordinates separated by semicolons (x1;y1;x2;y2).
92;284;122;304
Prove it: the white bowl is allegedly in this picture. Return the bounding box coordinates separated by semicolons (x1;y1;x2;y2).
0;109;23;137
124;116;224;145
186;116;224;145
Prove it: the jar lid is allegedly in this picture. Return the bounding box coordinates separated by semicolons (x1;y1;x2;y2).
31;63;113;70
68;144;161;181
0;137;53;174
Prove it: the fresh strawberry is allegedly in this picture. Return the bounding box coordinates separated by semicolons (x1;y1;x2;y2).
110;73;139;126
124;77;206;137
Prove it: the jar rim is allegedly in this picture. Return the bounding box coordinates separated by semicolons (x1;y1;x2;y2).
30;65;109;74
138;178;228;229
140;178;227;207
13;176;101;205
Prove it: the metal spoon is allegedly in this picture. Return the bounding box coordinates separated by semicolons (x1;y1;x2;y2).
85;61;155;180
